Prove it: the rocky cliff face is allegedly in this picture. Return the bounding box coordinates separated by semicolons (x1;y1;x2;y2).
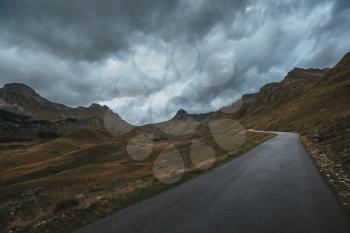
229;67;329;118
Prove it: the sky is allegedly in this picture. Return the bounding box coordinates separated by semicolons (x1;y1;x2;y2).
0;0;349;125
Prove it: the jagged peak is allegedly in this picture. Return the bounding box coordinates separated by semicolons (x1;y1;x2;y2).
89;103;110;110
173;109;188;120
177;109;187;114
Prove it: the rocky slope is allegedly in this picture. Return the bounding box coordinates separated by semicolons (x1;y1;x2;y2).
171;109;211;121
0;109;103;142
226;67;329;118
236;52;349;129
0;83;69;117
223;52;350;174
0;84;132;141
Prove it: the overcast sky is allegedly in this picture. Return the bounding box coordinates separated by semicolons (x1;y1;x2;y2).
0;0;349;125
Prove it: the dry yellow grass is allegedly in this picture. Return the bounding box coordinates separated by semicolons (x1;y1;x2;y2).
0;119;273;232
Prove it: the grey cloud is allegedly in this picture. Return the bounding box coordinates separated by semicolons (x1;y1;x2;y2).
0;0;249;62
0;0;178;61
0;0;349;125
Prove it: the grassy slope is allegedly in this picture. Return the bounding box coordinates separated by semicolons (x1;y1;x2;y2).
2;53;348;232
241;52;350;210
0;118;274;232
242;54;350;167
36;131;275;233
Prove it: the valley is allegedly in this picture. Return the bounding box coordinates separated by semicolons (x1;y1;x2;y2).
1;52;350;232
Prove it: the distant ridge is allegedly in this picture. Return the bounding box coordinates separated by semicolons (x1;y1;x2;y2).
0;83;131;141
224;52;350;171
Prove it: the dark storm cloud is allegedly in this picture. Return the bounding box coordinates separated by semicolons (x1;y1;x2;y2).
0;0;349;124
0;0;178;61
0;0;248;61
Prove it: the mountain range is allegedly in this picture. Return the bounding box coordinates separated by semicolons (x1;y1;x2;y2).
235;53;350;168
1;52;349;158
0;84;132;142
0;51;349;233
1;52;349;163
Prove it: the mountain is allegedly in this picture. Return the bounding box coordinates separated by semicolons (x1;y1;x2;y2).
1;52;349;232
237;53;349;129
225;67;329;118
0;83;112;121
171;109;210;121
225;52;350;170
0;83;132;141
0;83;69;117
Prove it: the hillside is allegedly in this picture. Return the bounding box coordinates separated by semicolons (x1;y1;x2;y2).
226;67;329;118
221;52;350;209
0;83;275;233
0;84;133;141
234;52;350;167
1;51;349;232
0;124;272;232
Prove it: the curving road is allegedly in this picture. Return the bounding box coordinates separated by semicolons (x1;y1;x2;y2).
76;132;350;233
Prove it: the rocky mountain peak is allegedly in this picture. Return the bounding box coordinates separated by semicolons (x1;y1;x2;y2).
283;68;328;81
0;83;130;140
0;83;71;116
89;103;110;111
3;83;36;92
0;83;125;122
1;83;43;102
224;65;334;118
173;109;188;120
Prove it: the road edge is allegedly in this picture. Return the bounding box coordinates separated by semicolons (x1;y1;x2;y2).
300;135;350;217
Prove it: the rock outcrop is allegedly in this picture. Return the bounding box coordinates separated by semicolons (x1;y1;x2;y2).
0;109;103;142
171;109;210;121
226;67;329;118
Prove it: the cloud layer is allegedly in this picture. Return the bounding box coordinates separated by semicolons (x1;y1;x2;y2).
0;0;349;124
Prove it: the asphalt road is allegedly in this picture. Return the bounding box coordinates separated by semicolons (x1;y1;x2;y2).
76;132;350;233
